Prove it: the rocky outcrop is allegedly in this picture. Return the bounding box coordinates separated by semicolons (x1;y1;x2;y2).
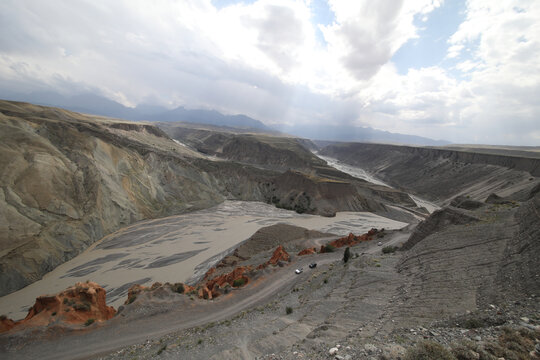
267;245;290;265
201;246;291;298
329;229;379;248
125;282;194;304
0;316;15;333
0;281;115;333
297;248;317;256
204;266;251;297
122;244;293;303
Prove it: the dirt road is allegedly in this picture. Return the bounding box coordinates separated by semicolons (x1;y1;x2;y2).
1;250;346;360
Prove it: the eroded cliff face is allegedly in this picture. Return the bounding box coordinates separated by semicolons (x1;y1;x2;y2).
0;281;115;333
0;101;260;296
320;143;540;204
0;101;417;297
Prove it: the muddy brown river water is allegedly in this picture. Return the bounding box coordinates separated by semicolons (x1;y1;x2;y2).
0;200;407;319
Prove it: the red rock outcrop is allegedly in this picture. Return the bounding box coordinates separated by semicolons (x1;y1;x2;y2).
326;229;380;249
297;247;317;256
0;282;116;333
203;267;217;281
125;284;148;305
0;316;16;333
204;266;251;297
198;286;213;300
267;245;290;265
122;244;293;303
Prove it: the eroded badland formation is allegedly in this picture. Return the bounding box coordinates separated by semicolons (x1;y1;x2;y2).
0;100;539;359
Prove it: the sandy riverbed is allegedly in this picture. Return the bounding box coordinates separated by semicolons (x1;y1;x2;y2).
318;154;440;213
0;201;406;319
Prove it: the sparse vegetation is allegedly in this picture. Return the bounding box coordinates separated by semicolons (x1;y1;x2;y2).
84;318;95;327
404;341;455;360
157;344;167;355
286;306;293;315
197;338;203;345
448;327;537;359
51;312;57;316
232;278;246;287
172;283;185;294
463;317;485;329
325;244;335;253
73;301;91;311
382;245;397;254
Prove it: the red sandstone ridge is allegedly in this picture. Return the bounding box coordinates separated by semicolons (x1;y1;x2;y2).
317;229;380;253
203;267;217;281
298;247;316;256
0;315;16;333
122;245;292;303
204;266;252;298
267;245;290;265
330;229;380;248
0;281;115;333
201;246;291;299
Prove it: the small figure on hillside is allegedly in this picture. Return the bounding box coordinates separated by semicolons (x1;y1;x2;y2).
343;247;351;263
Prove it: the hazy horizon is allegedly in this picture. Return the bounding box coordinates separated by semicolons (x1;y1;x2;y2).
1;0;539;146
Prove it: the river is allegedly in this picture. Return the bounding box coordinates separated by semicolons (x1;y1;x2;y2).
317;154;440;213
0;201;407;319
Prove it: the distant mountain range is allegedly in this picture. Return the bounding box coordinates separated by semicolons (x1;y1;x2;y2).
0;90;449;145
280;124;450;146
0;91;271;131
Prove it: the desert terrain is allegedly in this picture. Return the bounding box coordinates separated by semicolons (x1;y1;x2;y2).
0;101;538;359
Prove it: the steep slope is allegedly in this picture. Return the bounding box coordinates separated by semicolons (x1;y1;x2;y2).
0;101;418;297
320;142;540;204
0;101;271;296
394;190;540;324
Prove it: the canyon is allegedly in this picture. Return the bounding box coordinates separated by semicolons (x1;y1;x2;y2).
0;100;539;359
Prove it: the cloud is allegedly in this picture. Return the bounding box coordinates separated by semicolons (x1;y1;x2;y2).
0;0;538;145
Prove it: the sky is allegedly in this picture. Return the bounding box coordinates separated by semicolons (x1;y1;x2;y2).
0;0;539;145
